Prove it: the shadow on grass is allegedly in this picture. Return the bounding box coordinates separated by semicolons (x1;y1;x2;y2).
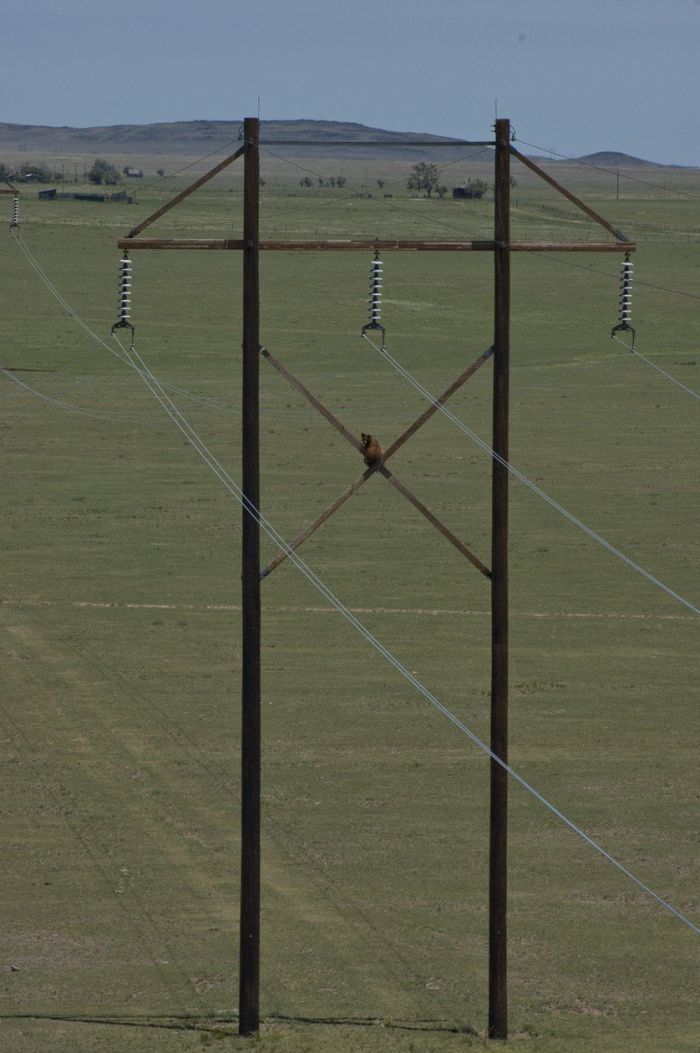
0;1011;479;1037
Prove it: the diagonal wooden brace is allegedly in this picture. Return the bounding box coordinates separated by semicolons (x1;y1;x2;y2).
260;347;492;579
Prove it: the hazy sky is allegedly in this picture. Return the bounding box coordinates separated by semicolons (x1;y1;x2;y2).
2;0;698;165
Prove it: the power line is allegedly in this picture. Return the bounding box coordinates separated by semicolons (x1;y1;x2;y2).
10;226;696;610
531;251;700;303
513;137;700;201
0;363;163;421
609;341;700;400
258;143;494;238
361;333;699;617
8;222;699;931
135;128;244;195
111;330;699;937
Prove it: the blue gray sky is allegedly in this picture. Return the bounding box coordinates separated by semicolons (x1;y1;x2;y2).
2;0;698;165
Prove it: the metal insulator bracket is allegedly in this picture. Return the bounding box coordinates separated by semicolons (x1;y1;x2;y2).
611;252;636;350
361;251;386;345
111;253;135;340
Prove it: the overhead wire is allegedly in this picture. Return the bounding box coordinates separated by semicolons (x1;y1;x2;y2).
11;214;698;594
6;172;697;1019
361;333;699;617
257;143;495;238
5;223;699;938
529;251;700;303
608;340;700;400
9;224;697;611
9;227;243;413
0;363;164;421
512;137;700;201
110;329;699;937
133;126;244;195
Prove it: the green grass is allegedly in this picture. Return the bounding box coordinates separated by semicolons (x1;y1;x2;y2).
0;153;698;1052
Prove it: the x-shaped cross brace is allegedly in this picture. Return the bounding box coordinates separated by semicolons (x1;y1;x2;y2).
260;345;494;581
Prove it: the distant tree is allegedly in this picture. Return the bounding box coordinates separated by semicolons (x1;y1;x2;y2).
299;176;313;188
465;177;488;199
156;167;165;178
436;184;448;199
376;179;385;189
88;159;121;186
13;162;57;183
0;162;12;181
454;177;489;200
407;161;441;198
335;175;346;188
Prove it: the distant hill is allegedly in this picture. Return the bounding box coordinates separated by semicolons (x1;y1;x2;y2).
0;119;489;161
576;150;660;167
0;120;673;166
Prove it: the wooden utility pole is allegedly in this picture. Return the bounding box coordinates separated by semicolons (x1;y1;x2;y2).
239;116;261;1037
489;118;511;1041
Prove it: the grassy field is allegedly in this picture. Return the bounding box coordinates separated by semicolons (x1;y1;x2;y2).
0;143;698;1052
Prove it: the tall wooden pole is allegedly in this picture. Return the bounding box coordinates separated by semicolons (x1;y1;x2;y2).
489;117;510;1041
239;116;261;1037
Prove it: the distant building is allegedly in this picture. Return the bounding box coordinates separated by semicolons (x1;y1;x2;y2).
124;167;143;178
453;185;482;200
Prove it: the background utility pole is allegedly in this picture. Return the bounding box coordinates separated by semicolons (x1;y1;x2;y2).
239;116;261;1037
489;117;510;1042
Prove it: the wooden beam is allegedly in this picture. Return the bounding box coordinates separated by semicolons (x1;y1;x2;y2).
261;139;495;147
510;147;631;243
260;348;490;579
118;239;245;250
383;346;493;461
510;242;635;252
262;348;362;451
489;116;510;1043
124;145;244;239
260;466;378;579
260;458;490;580
118;238;635;253
118;238;494;251
260;239;497;252
381;467;490;577
239;119;261;1039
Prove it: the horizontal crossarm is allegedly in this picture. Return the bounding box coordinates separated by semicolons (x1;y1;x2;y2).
118;238;635;252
